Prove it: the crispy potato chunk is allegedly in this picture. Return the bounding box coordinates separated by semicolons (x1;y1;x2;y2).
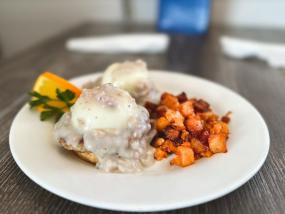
208;134;227;153
161;140;177;153
161;92;180;110
170;146;194;167
155;117;170;131
199;111;218;122
154;148;168;160
181;141;191;148
181;130;190;141
146;91;231;168
201;150;213;157
185;116;204;133
211;121;229;135
191;138;208;153
152;137;165;147
179;100;194;117
165;109;185;129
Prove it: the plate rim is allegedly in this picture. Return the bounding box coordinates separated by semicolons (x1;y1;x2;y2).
9;70;270;212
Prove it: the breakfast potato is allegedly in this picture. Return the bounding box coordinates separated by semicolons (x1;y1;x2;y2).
181;130;190;141
165;109;185;129
191;138;208;154
179;100;194;117
185;116;204;133
154;148;168;160
170;146;195;167
155;117;170;131
152;137;165;147
145;91;230;168
161;140;177;153
161;92;180;110
201;150;213;157
211;121;229;135
208;134;227;153
198;111;218;122
181;141;191;148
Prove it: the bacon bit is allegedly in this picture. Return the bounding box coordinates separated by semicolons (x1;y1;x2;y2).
199;129;210;144
156;105;168;117
193;99;210;113
144;101;157;114
163;127;180;141
221;111;232;124
177;92;188;103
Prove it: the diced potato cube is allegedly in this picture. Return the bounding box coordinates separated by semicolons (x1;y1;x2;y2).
208;134;227;153
165;109;185;129
201;150;213;157
185;116;204;133
181;130;190;141
152;137;165;147
191;138;208;153
170;146;194;167
161;140;177;153
154;148;168;160
179;100;194;117
161;92;180;110
155;117;170;131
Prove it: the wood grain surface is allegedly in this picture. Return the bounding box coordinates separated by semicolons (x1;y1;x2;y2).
0;23;284;214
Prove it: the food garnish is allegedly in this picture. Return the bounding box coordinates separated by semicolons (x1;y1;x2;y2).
145;92;231;168
29;72;81;121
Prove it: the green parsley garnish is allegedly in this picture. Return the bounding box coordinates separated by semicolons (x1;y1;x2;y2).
29;89;76;121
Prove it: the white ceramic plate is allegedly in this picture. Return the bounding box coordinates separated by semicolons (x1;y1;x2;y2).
9;71;270;212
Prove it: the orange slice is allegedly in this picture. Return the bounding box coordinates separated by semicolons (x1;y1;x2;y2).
32;72;81;111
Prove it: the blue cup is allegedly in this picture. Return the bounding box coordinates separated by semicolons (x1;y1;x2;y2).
158;0;211;35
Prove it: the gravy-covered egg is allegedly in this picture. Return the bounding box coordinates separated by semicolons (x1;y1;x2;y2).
71;84;137;133
54;83;155;172
101;60;148;94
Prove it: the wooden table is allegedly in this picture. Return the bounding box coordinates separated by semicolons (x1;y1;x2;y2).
1;23;284;214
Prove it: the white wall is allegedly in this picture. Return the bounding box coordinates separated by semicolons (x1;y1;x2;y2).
1;0;285;58
212;0;285;28
0;0;123;57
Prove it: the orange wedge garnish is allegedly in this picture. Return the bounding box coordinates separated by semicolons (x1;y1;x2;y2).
32;72;81;112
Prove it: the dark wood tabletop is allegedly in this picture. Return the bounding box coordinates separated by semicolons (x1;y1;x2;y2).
0;23;284;214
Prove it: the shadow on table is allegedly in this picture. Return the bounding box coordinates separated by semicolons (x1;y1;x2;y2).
167;34;208;75
0;34;3;61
